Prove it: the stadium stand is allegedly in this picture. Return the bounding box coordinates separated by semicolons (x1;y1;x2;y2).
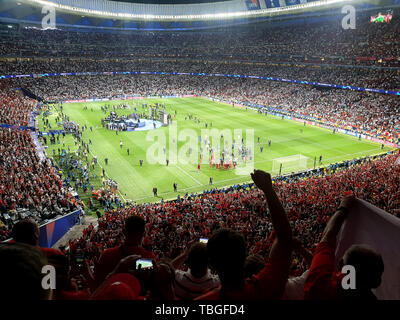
65;152;400;278
0;0;399;301
0;12;399;67
0;83;80;241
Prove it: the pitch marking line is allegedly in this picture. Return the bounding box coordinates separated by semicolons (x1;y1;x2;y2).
175;164;203;185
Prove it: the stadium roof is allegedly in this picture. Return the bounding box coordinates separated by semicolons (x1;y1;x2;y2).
20;0;358;21
1;0;395;31
112;0;228;3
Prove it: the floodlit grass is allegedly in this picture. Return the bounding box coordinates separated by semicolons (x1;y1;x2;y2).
38;97;394;204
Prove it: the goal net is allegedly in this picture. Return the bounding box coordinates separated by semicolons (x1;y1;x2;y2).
272;154;310;175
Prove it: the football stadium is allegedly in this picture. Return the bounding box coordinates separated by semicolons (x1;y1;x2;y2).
0;0;399;306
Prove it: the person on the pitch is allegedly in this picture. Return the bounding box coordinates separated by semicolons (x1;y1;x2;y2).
173;182;177;192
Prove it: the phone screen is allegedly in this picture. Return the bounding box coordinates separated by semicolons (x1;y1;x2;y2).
75;254;84;265
136;259;153;269
199;238;208;243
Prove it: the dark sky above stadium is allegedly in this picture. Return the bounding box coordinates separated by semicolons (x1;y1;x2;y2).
111;0;227;4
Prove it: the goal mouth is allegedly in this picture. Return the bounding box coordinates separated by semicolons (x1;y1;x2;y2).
272;154;310;175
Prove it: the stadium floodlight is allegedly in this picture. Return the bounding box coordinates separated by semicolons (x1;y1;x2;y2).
23;0;355;21
272;154;310;175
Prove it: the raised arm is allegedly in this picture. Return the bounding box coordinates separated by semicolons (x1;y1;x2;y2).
251;170;292;259
320;195;355;246
250;170;293;298
171;240;198;269
172;248;190;270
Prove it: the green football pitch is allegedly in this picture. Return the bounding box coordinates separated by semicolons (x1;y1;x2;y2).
38;97;393;204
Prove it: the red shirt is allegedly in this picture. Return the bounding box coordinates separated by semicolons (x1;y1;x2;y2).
195;256;288;300
94;243;156;287
57;289;90;300
304;241;344;300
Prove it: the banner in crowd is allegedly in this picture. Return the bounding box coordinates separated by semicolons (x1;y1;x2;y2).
335;199;400;300
285;199;400;300
38;209;82;248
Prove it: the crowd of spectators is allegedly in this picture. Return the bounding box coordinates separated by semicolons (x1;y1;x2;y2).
0;10;399;99
1;59;399;91
2;157;395;300
0;11;399;67
52;152;399;300
0;83;37;126
64;152;398;275
0;86;79;241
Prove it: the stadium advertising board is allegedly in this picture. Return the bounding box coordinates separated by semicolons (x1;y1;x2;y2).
345;130;358;137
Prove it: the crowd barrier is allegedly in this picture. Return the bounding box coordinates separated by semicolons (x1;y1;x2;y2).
3;209;82;248
37;209;82;248
0;123;35;131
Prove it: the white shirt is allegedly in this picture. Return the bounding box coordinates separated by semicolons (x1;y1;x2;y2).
175;269;220;300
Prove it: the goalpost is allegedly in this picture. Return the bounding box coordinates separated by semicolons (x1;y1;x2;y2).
272;154;310;175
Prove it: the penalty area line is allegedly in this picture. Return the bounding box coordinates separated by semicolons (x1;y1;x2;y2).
175;164;203;185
